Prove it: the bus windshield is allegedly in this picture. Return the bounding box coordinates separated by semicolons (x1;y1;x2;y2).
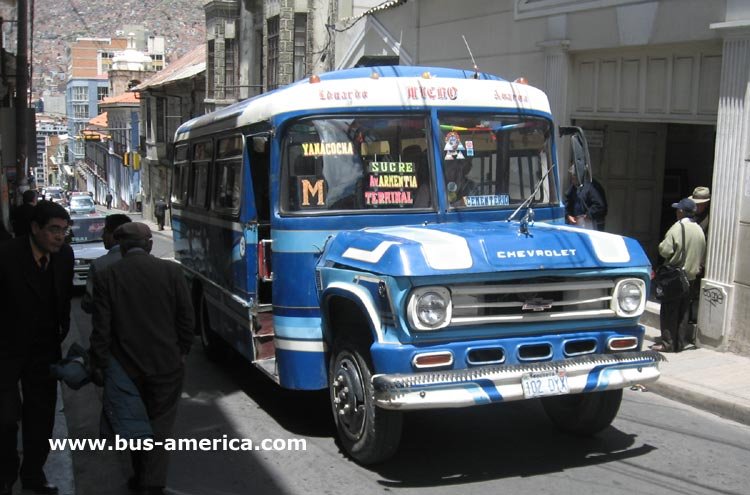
438;114;556;209
281;115;432;213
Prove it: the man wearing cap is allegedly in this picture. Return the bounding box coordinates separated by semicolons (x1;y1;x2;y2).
80;214;132;314
652;198;705;353
89;222;194;495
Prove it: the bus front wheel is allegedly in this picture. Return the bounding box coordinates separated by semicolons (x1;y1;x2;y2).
329;338;402;465
541;388;623;436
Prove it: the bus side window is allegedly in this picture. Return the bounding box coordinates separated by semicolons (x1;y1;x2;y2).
214;135;243;214
190;139;213;209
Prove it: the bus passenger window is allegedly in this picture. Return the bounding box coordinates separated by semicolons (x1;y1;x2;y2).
214;135;243;212
172;144;189;206
190;140;213;209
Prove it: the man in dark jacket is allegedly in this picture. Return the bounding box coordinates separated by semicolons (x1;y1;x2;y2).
89;222;194;495
565;166;608;231
154;198;167;231
11;189;38;237
0;201;73;495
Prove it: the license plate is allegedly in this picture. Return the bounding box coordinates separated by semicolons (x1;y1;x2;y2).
521;370;569;398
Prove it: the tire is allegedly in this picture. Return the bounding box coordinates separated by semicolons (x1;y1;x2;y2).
329;338;403;465
541;388;623;436
198;294;225;362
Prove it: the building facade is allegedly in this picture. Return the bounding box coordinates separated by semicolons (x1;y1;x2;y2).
202;0;369;112
340;0;750;354
133;43;206;224
35;115;68;187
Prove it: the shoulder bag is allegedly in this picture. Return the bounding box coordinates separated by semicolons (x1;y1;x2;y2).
653;222;690;301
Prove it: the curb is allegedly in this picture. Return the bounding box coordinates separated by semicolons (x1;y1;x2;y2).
641;314;750;427
646;378;750;426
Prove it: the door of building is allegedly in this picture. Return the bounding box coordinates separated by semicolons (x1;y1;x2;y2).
577;120;667;262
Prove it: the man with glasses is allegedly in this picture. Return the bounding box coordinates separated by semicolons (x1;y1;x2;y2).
0;201;74;495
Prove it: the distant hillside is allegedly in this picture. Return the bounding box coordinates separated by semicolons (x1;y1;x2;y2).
33;0;205;96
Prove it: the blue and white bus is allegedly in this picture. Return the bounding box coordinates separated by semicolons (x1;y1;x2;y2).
171;66;662;464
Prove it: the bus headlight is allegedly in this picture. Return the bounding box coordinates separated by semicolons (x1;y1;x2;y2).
613;278;646;317
407;287;452;330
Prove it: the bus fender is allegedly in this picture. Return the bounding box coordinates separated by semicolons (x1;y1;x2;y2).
320;282;384;347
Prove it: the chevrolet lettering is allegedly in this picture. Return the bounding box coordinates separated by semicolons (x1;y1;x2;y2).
497;248;577;258
171;66;661;466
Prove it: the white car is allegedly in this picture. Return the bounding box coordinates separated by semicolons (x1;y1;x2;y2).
69;215;108;287
68;195;96;215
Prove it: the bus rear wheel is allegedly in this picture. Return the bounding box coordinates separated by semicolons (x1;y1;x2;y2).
199;294;224;362
541;388;623;436
329;338;402;465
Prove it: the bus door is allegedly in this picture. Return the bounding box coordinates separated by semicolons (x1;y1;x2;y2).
245;133;275;364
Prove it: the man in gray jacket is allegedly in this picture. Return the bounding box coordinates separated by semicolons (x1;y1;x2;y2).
89;222;194;495
652;198;705;353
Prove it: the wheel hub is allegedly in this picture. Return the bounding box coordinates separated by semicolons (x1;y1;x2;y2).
332;355;366;439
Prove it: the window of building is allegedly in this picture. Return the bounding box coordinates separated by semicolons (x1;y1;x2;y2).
73;104;88;119
294;13;307;81
146;99;153;141
207;40;215;99
156;97;165;143
97;86;109;102
267;16;279;90
225;38;237;99
190;140;213;209
213;135;243;213
72;86;87;101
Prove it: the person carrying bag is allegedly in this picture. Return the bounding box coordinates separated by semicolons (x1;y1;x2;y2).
652;198;705;353
653;222;689;301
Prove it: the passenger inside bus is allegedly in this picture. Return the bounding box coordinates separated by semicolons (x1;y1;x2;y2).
444;158;478;207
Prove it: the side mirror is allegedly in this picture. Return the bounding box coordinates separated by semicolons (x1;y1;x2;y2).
252;136;268;153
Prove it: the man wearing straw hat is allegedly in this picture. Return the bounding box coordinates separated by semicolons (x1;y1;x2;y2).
690;186;710;237
687;186;710;334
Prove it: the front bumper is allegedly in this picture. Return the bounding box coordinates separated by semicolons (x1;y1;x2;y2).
73;268;88;286
373;350;664;410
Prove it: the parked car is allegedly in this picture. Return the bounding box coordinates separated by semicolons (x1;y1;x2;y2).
68;195;96;215
45;187;66;205
68;214;107;287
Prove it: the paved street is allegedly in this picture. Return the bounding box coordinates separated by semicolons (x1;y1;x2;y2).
56;236;750;495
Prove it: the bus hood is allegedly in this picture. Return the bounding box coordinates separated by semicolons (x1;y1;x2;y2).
319;221;650;276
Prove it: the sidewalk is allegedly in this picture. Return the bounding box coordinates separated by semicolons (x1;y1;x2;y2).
640;301;750;426
94;205;171;239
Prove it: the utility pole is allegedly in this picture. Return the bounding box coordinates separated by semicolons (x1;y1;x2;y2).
15;0;28;194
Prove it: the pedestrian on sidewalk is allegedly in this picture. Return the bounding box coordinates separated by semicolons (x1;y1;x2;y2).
564;165;608;231
687;186;710;330
154;198;167;231
80;214;132;313
11;189;38;237
0;201;74;495
89;222;194;495
106;191;113;210
652;198;705;353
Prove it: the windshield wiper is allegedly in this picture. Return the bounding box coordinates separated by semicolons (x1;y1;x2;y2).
506;162;557;234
